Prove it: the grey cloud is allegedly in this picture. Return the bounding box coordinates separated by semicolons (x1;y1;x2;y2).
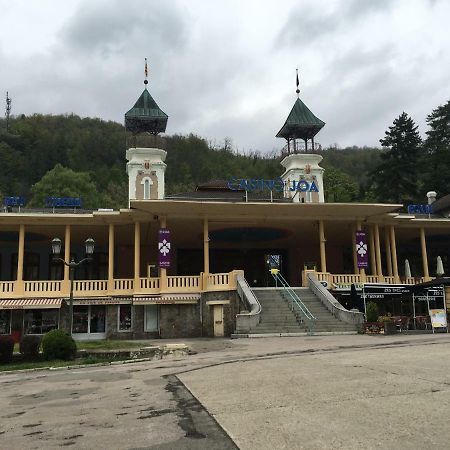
275;0;393;48
59;0;189;56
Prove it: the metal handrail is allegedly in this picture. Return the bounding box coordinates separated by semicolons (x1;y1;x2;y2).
271;271;316;334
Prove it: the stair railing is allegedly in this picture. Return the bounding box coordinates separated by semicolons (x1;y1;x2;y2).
307;272;364;326
271;270;316;335
235;274;261;334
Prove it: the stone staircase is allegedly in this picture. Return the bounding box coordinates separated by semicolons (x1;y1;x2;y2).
249;287;356;334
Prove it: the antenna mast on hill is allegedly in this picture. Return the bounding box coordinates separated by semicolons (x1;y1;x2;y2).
5;91;12;132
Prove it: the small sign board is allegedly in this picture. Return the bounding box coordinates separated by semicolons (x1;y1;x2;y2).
363;284;410;299
46;197;82;208
3;196;25;207
429;309;447;329
407;204;431;215
414;286;445;302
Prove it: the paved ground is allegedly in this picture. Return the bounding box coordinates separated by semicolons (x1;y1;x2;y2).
1;333;450;449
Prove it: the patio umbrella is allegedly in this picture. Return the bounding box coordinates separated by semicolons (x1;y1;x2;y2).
405;259;412;278
437;256;445;277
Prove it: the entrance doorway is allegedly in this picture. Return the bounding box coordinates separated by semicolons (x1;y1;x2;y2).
72;305;106;340
177;248;289;287
213;305;224;337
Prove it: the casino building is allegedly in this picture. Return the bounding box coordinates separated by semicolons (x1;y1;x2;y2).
1;74;449;340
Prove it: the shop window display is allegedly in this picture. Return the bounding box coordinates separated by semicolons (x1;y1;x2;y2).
118;305;132;331
24;309;58;334
73;306;89;333
73;305;106;334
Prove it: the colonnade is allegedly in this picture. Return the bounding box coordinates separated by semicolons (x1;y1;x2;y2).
317;221;431;282
11;219;432;290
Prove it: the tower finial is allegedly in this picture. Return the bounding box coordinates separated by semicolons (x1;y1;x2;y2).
144;58;149;86
296;68;300;97
5;91;12;132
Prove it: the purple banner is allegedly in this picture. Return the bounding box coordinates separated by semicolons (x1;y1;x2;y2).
158;229;171;268
356;231;369;268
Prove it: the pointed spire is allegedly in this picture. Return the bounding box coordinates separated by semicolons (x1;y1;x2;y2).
144;58;149;87
296;68;300;98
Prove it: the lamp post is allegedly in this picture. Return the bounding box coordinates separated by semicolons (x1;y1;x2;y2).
52;237;95;335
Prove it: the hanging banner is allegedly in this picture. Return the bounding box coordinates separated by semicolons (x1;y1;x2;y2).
429;309;447;329
356;231;369;268
158;229;171;268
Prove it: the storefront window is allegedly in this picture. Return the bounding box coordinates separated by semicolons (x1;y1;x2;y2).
118;305;132;331
73;306;89;333
0;310;11;334
90;306;106;333
24;309;58;334
73;305;106;334
144;304;158;332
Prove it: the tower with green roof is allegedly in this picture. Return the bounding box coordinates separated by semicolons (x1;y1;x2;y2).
125;60;168;203
279;71;326;203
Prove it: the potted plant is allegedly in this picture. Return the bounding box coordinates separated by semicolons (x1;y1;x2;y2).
364;301;381;333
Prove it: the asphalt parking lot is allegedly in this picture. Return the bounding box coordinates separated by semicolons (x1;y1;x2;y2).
1;334;450;449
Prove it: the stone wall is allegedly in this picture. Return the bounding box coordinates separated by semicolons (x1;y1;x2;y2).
106;305;158;340
159;304;201;338
201;291;240;337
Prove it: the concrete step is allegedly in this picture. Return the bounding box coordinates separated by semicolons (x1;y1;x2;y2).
252;287;357;334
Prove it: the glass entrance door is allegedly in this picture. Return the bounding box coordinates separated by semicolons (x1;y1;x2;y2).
72;305;106;340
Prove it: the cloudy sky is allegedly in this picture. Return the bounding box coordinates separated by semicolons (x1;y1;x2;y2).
0;0;449;153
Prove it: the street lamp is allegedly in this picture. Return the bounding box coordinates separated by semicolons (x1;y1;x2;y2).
52;237;95;335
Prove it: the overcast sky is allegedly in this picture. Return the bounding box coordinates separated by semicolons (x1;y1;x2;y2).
0;0;449;153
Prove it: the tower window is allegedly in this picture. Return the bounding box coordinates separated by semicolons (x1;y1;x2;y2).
144;179;150;199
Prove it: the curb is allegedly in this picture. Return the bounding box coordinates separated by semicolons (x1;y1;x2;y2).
231;331;358;338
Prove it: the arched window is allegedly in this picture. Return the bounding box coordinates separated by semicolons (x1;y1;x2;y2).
144;179;150;199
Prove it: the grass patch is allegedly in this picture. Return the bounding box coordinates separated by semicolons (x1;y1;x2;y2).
76;340;153;350
0;355;130;372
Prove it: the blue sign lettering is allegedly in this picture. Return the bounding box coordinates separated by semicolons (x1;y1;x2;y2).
227;178;318;193
407;204;431;214
46;197;83;208
310;180;319;192
3;196;25;207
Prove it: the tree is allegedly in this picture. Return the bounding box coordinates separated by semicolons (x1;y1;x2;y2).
29;164;99;208
324;167;359;202
421;100;450;196
370;112;423;203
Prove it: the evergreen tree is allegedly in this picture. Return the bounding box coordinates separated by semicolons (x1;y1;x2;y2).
370;112;423;203
421;100;450;196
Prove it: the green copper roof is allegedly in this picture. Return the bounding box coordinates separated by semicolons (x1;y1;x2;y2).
125;88;168;134
276;98;325;140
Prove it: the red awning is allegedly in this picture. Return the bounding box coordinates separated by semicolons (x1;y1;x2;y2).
133;294;200;305
0;298;63;310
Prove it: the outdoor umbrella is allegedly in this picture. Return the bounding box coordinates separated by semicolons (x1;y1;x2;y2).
405;259;412;278
437;256;445;277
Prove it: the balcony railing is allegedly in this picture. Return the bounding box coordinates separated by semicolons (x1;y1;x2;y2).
307;270;427;288
0;270;241;299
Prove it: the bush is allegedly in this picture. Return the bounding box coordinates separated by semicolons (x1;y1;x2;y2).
365;301;379;323
42;330;77;361
0;336;15;363
20;335;42;360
